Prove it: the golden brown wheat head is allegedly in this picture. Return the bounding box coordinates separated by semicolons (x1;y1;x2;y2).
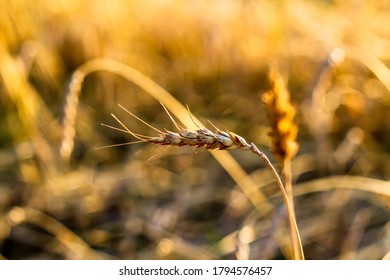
262;67;299;165
99;103;272;165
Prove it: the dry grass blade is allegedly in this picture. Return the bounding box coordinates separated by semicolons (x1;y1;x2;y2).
346;46;390;94
294;175;390;197
6;207;103;259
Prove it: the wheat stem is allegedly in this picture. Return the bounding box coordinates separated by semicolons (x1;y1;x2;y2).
250;145;303;260
283;159;295;214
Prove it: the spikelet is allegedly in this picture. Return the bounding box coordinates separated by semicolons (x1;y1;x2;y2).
262;67;299;166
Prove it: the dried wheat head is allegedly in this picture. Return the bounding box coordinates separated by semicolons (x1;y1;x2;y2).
262;67;299;165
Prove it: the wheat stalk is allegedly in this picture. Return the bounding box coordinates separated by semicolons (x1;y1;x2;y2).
100;103;305;260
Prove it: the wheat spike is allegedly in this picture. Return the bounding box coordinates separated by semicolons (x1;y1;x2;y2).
262;66;299;165
104;104;256;152
99;104;277;169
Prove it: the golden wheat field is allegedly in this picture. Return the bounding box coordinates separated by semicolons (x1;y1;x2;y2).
1;0;390;260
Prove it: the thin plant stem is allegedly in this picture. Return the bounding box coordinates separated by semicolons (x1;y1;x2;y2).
282;158;301;259
283;159;295;214
250;145;304;260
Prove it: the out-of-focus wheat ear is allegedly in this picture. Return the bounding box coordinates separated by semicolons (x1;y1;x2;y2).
261;66;299;166
60;70;84;162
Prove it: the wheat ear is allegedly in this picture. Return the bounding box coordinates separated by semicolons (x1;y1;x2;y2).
102;104;305;260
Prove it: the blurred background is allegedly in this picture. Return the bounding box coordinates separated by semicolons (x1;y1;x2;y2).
1;0;390;260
